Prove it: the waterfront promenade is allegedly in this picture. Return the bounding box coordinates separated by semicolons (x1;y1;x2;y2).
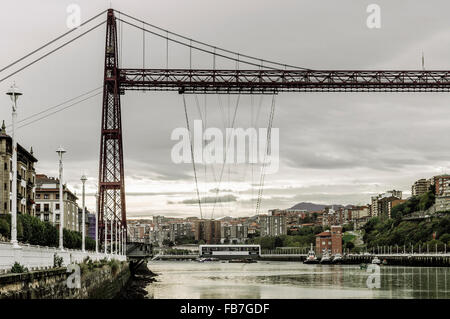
0;242;126;272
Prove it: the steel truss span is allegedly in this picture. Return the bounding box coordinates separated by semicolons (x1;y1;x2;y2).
118;69;450;93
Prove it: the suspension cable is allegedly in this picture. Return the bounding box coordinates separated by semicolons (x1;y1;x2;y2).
116;18;300;71
0;10;107;74
182;94;203;219
0;20;106;84
6;86;102;129
211;94;241;216
12;90;102;130
256;94;276;215
114;9;310;70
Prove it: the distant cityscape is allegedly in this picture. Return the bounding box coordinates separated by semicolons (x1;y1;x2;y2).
127;174;450;251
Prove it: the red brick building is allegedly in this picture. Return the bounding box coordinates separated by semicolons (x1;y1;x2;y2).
315;225;343;255
315;230;332;255
330;225;343;255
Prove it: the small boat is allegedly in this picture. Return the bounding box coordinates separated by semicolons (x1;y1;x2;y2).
303;244;319;264
228;258;257;263
371;256;381;265
320;251;332;264
196;257;219;262
332;253;343;264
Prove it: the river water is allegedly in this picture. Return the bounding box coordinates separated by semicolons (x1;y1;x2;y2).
145;260;450;299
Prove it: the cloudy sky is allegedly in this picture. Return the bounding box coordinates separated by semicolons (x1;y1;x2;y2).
1;0;450;219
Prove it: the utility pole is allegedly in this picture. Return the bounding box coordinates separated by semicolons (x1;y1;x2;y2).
81;175;87;252
56;146;66;251
6;84;22;249
95;191;99;254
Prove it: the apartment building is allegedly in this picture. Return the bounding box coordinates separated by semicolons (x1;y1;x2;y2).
35;174;79;231
169;222;194;242
0;122;37;216
194;219;221;244
433;175;450;196
411;178;430;197
370;190;403;219
259;214;286;237
221;224;248;243
433;174;450;212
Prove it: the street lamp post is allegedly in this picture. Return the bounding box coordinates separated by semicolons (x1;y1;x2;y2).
95;192;99;254
6;84;22;249
81;175;87;252
110;217;113;254
56;146;66;251
119;223;122;255
115;218;118;254
122;226;125;256
104;218;107;254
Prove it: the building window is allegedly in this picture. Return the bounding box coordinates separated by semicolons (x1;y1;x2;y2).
44;194;49;199
36;204;41;212
56;204;60;210
44;204;49;212
56;194;59;200
44;214;49;222
56;214;60;221
4;202;6;210
36;194;40;199
4;163;7;170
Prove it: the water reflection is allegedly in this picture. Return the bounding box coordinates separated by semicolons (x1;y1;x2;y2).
145;261;450;299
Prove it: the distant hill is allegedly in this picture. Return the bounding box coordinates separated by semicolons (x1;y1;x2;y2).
288;202;350;212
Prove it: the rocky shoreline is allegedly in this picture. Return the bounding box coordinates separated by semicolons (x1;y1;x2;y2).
117;262;157;299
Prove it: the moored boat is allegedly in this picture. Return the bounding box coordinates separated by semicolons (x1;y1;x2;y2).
303;244;319;264
196;257;219;262
228;258;257;263
332;253;343;264
371;256;381;265
320;250;332;264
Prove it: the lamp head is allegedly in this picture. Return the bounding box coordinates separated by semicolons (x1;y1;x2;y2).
6;83;22;106
81;175;87;182
56;146;66;158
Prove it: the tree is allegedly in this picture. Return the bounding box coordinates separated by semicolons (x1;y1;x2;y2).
274;236;283;248
344;241;355;251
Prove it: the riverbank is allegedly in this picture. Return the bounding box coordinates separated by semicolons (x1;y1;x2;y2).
117;262;157;299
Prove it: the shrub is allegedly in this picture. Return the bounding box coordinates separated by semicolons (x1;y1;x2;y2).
11;262;28;273
108;259;120;275
54;253;63;267
0;218;10;238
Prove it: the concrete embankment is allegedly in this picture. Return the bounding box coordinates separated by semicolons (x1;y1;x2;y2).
0;260;130;299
